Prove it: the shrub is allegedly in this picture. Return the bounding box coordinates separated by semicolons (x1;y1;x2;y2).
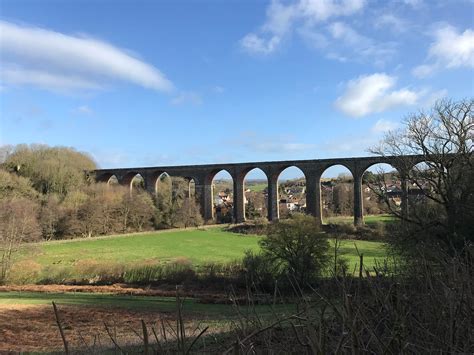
260;214;330;286
325;222;388;241
241;250;277;290
38;265;73;284
7;260;43;284
73;260;124;284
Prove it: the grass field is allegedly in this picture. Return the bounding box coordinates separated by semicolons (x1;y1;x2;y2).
13;227;387;283
27;228;261;267
246;182;268;192
3;227;388;351
0;291;235;314
325;214;394;225
0;291;295;316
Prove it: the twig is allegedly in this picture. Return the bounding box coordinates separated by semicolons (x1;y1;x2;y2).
185;326;209;354
52;301;69;355
142;320;149;355
104;321;125;354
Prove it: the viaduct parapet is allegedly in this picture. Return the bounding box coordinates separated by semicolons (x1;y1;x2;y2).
92;155;425;225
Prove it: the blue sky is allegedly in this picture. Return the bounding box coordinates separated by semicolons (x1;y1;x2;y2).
1;0;473;179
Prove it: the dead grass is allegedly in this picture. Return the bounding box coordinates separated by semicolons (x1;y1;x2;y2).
0;303;178;352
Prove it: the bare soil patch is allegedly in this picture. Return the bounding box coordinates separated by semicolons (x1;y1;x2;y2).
0;303;179;352
0;284;233;352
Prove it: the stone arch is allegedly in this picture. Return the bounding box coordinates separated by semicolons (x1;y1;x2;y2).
120;172;144;192
184;177;196;199
206;169;234;223
408;161;435;197
319;164;355;224
361;162;401;219
241;167;269;221
276;166;307;220
142;170;165;195
96;172;119;185
155;172;172;205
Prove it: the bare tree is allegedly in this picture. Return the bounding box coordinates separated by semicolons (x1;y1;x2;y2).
371;98;473;253
171;197;203;228
0;198;41;282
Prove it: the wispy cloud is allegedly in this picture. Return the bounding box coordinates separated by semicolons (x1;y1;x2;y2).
335;73;420;117
324;22;396;65
1;66;102;93
0;21;174;93
374;14;408;33
412;24;474;78
402;0;423;8
240;0;367;55
74;105;94;115
231;131;316;154
371;119;399;133
318;119;399;156
212;85;225;94
171;91;202;106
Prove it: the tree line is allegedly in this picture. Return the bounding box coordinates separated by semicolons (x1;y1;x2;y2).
0;145;203;243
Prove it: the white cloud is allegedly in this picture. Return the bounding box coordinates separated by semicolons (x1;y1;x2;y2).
263;0;298;35
240;0;367;54
371;119;399;133
171;91;202;106
412;25;474;77
335;73;420;117
412;64;437;78
299;0;366;22
402;0;423;8
240;33;281;55
1;66;102;92
325;22;396;65
429;25;474;68
0;21;174;93
374;14;408;33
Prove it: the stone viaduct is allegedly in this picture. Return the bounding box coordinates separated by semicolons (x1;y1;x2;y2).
92;155;425;225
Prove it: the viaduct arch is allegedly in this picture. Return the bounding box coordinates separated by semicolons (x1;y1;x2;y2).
93;155;423;225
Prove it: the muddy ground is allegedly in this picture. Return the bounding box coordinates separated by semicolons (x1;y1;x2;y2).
0;285;231;353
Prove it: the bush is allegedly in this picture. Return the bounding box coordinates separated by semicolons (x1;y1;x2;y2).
226;218;269;235
7;260;43;284
38;265;73;284
260;214;330;286
241;250;277;290
325;221;388;241
73;260;124;284
124;261;196;285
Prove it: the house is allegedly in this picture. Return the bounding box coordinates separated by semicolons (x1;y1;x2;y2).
214;191;232;206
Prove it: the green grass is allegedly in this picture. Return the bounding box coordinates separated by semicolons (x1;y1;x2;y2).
0;291;296;319
246;182;267;192
25;227;260;267
0;291;231;314
325;214;395;225
329;238;387;270
14;227;386;282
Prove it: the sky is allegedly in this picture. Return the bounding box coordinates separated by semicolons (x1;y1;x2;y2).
0;0;473;179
